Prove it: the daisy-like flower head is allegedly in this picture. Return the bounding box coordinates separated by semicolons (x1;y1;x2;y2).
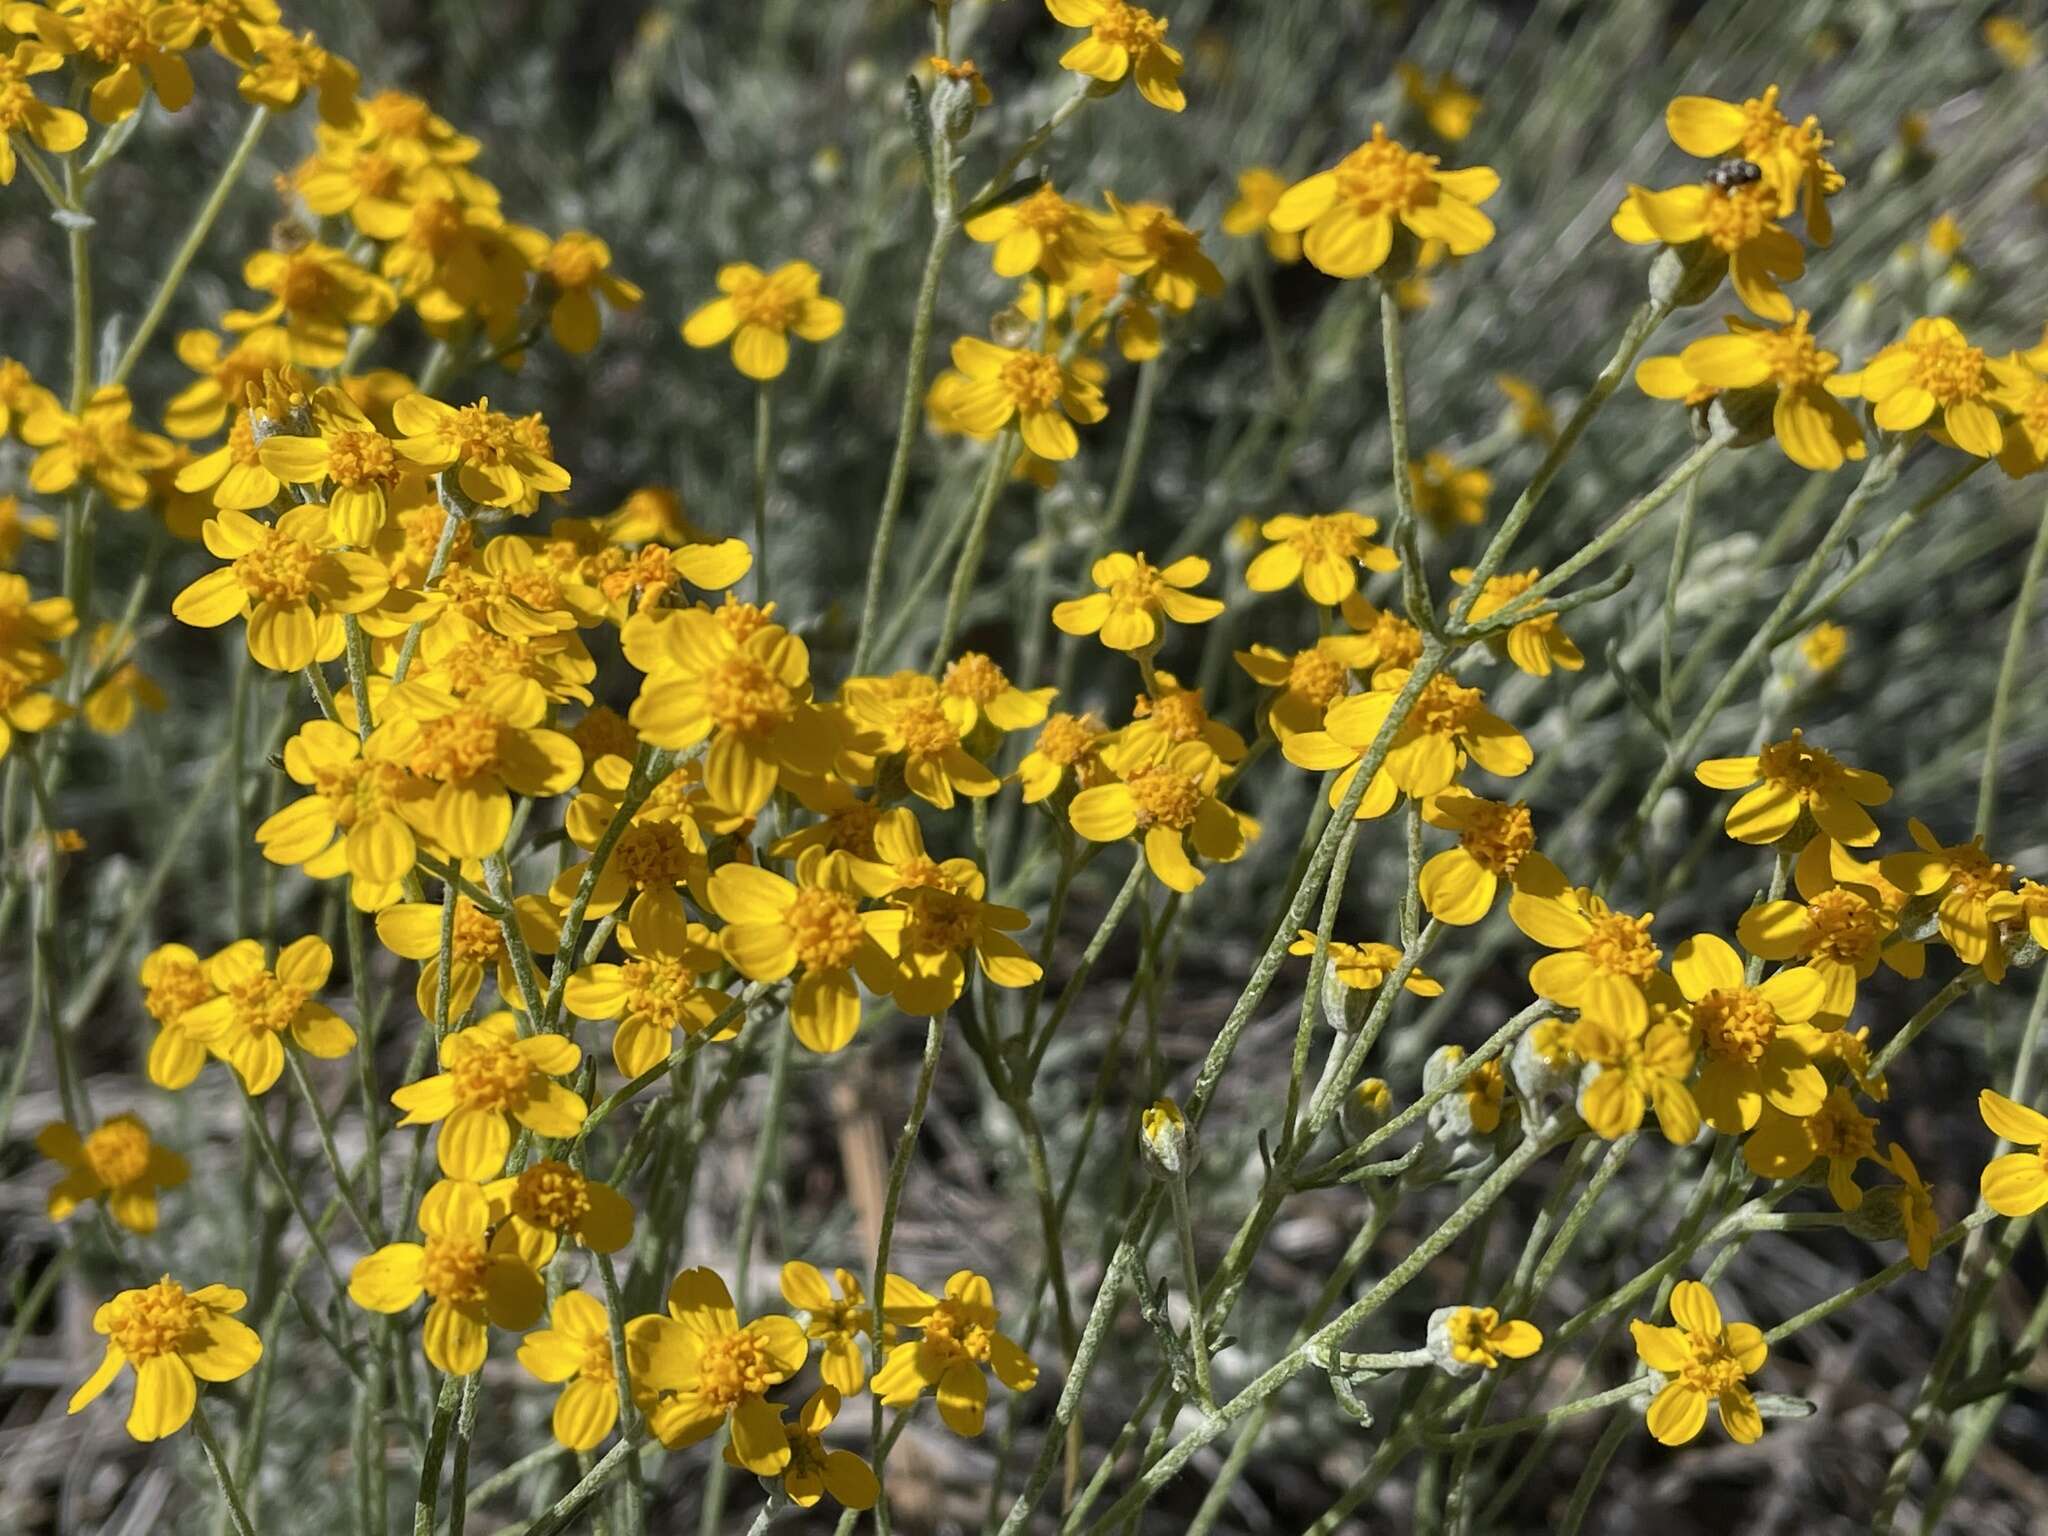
963;181;1106;283
390;1011;587;1181
256;717;431;910
1979;1089;2048;1217
1221;167;1302;264
1098;193;1223;312
1397;61;1481;143
517;229;643;355
710;847;896;1053
1270;124;1499;281
1737;841;1912;1022
347;1178;544;1374
365;675;583;860
234;24;360;126
175;936;355;1094
1841;316;2005;459
483;1157;633;1268
1673;311;1867;470
1408;450;1492;532
841;672;1002;812
681;261;843;381
517;1290;622;1452
781;1261;878;1396
1015;710;1112;803
376;893;524;1023
1288;933;1441;997
1908;817;2021;982
1112;671;1246;777
68;1276;261;1441
867;855;1042;1016
1988;349;2048;479
626;1266;808;1472
1046;0;1184;112
1612;165;1804;322
391;393;571;511
1569;999;1701;1144
1671;931;1827;1134
1883;1143;1938;1270
9;0;196;123
1695;729;1890;848
36;1113;187;1234
1664;86;1843;245
1051;551;1222;654
171;505;390;673
256;385;413;545
759;1386;880;1510
1068;740;1253;893
1742;1084;1877;1210
1375;670;1531;800
137;942;220;1090
874;1269;1037;1436
1630;1281;1768;1446
223;240;396;368
1429;1306;1539;1376
566;887;733;1077
937;650;1055;738
0;41;87;181
1234;636;1374;739
19;385;176;510
1451;567;1586;675
1508;872;1667;1031
1419;792;1556;927
1245;511;1398;606
930;336;1108;462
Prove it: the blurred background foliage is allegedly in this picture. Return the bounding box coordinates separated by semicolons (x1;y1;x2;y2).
4;0;2048;1530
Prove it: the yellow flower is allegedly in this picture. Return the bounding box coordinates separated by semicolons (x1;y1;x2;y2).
68;1277;261;1442
963;182;1106;282
1983;14;2036;69
1908;818;2021;982
710;848;895;1052
391;393;572;510
1234;636;1376;739
625;605;831;816
256;717;430;908
1396;61;1480;142
1046;0;1184;112
929;336;1107;461
1674;311;1867;471
1437;1306;1539;1371
78;622;165;735
1271;124;1499;280
235;25;360;125
681;260;843;381
1634;345;1720;411
1612;169;1804;323
364;677;583;860
1408;450;1492;532
1099;193;1223;312
1113;672;1245;776
36;1114;187;1233
1052;551;1222;652
1672;931;1827;1134
768;1386;880;1509
1630;1281;1768;1446
171;505;390;672
781;1261;877;1395
1494;374;1555;442
1883;1143;1937;1269
1841;317;2005;459
842;672;1002;811
390;1013;585;1181
1508;876;1663;1030
874;1270;1036;1435
1014;710;1111;803
522;230;643;354
19;385;176;509
626;1266;808;1473
256;385;412;544
1069;740;1252;893
137;942;220;1089
1451;567;1584;675
1979;1089;2048;1217
1570;1001;1700;1143
1737;851;1909;1024
1245;511;1398;605
1221;167;1301;264
483;1159;633;1267
9;0;196;122
565;887;732;1077
224;241;396;368
1663;86;1843;244
1289;933;1440;996
1800;621;1848;674
1987;350;2048;478
1419;792;1557;926
937;650;1055;736
1694;729;1889;847
517;1290;621;1452
0;42;87;181
865;848;1042;1015
348;1179;545;1374
1743;1084;1877;1210
174;936;355;1094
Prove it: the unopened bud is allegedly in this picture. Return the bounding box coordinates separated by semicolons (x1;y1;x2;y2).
1341;1078;1393;1142
1140;1098;1195;1179
1648;240;1724;309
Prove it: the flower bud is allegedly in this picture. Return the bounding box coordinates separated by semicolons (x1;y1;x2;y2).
1509;1019;1579;1108
1847;1186;1906;1241
1140;1098;1195;1179
1320;962;1372;1033
1341;1078;1393;1143
1648;240;1724;309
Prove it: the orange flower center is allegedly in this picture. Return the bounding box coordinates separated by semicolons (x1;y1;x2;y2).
106;1278;200;1361
571;705;640;763
697;1327;781;1411
1033;713;1101;768
1135;687;1206;743
611;821;695;890
1012;184;1080;236
545;236;604;290
421;1235;491;1304
1459;800;1535;876
410;708;505;782
445;403;514;466
326;428;400;488
621;955;700;1030
1582;909;1661;979
713;595;775;643
1287;648;1349;708
83;1121;152;1187
233;527;322;605
1335;126;1439;218
1092;1;1167;50
449;899;505;963
509;1160;590;1232
1699;181;1777;253
1810;1093;1877;1161
919;1298;994;1364
145;959;214;1026
79;0;153;65
1108;557;1166;606
706;653;792;737
228;971;305;1037
1804;887;1885;965
312;756;409;827
818;802;882;860
999;351;1063;413
1674;1331;1748;1397
1946;844;2015;905
902;888;981;954
1754;734;1849;800
450;1038;532;1111
1365;610;1423;671
577;1330;615;1383
1756;313;1833;389
1125;762;1201;830
1412;675;1484;738
942;651;1010;705
894;698;962;759
1694;986;1780;1065
1907;334;1988;406
788;887;866;972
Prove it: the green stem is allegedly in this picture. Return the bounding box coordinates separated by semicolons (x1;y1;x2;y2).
753;381;773;604
868;1015;945;1502
1168;1175;1213;1409
930;430;1016;670
414;1373;464;1536
1974;485;2048;840
191;1395;260;1536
